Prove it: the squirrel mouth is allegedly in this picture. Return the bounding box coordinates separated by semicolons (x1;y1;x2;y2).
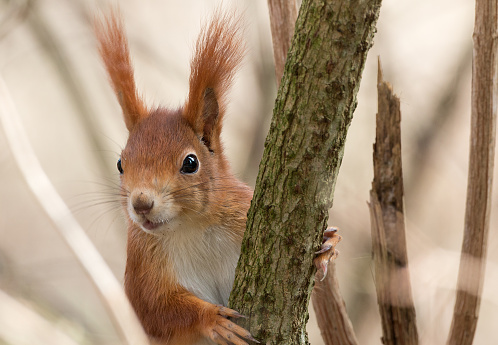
142;218;167;231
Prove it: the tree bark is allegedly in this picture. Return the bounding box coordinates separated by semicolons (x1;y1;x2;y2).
268;3;360;343
447;0;497;344
228;0;382;343
369;62;418;345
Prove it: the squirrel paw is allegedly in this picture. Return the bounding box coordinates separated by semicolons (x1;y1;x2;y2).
314;227;342;280
205;306;259;345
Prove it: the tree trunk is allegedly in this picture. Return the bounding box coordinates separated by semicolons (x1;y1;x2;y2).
228;0;382;343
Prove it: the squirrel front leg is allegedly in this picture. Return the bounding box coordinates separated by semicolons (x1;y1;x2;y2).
128;284;255;345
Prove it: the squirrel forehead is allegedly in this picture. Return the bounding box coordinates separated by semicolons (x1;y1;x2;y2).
122;108;200;160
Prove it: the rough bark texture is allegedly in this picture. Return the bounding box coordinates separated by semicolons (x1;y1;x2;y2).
312;264;359;345
228;0;382;344
267;0;298;87
268;2;360;342
368;62;419;345
447;0;497;344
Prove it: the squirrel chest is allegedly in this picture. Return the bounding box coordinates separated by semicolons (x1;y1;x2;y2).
165;224;241;306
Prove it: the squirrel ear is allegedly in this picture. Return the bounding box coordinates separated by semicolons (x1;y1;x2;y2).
184;86;221;153
198;88;220;152
95;9;148;131
183;9;244;153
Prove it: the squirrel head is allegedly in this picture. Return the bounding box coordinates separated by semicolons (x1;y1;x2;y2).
95;9;245;234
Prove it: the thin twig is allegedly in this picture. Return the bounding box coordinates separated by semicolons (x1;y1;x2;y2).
446;1;497;344
241;24;278;184
0;76;149;345
312;263;359;345
266;0;298;87
368;59;419;345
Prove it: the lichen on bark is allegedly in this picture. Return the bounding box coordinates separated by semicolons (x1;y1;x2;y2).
229;0;382;343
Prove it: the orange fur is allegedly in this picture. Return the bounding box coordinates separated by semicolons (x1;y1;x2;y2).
95;8;148;131
95;8;253;345
126;225;206;344
183;9;245;154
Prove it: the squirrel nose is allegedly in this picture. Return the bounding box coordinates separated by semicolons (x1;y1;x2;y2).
132;192;154;215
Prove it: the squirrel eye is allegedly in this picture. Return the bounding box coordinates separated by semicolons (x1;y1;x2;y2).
181;154;199;174
117;158;124;174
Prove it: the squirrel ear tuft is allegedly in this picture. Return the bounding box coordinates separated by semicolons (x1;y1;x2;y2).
95;8;148;131
183;9;245;153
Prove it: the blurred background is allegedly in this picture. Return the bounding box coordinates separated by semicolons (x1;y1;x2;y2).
0;0;496;344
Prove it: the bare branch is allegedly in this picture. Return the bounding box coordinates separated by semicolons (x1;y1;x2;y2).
266;0;298;87
447;1;497;344
0;77;149;345
312;263;359;345
368;60;419;345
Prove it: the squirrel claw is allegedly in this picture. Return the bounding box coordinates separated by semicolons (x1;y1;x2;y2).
315;244;333;255
217;305;247;318
211;331;231;345
207;306;258;345
314;226;342;280
323;227;338;235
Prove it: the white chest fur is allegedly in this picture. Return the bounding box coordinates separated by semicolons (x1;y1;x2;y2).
164;224;241;306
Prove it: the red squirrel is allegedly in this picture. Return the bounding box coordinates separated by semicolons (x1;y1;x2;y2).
95;7;340;345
